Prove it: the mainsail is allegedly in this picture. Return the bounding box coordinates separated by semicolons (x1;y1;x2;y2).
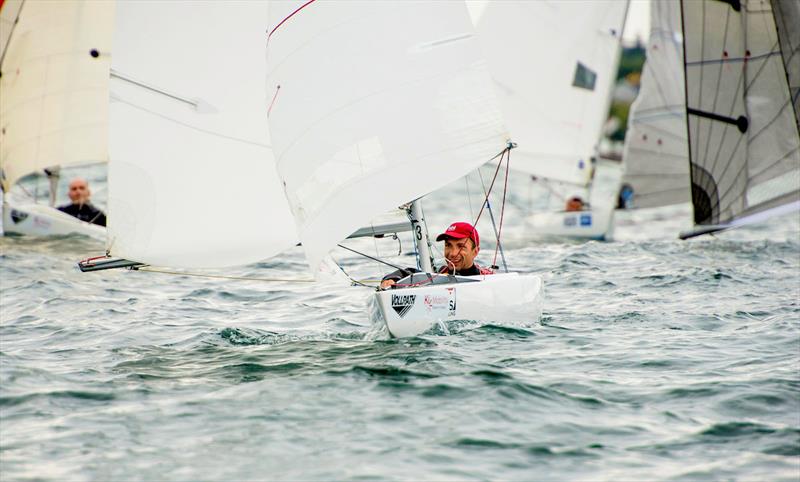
620;0;690;209
0;0;112;192
266;0;508;272
471;0;628;186
106;1;297;268
679;0;800;237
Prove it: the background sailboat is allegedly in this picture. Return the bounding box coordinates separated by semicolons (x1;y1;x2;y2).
470;0;629;241
618;0;690;212
678;0;800;238
620;0;799;239
0;0;111;239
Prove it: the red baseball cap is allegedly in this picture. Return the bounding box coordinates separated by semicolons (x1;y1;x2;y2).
435;222;479;248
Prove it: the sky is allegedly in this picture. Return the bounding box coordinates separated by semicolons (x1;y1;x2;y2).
624;0;651;44
466;0;651;45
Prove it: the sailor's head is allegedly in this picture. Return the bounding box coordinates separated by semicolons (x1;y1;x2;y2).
436;222;479;271
67;177;91;204
566;196;584;212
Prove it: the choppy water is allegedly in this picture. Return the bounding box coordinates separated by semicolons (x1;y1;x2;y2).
1;203;799;481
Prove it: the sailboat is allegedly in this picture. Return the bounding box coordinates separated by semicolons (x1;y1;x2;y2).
469;0;630;241
79;1;544;338
620;0;799;238
618;0;690;213
0;0;111;239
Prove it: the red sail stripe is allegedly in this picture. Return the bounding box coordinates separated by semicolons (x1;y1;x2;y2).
267;0;316;43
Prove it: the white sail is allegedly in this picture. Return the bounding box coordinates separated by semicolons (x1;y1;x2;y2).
620;0;690;209
680;0;800;232
772;0;799;132
107;1;297;268
471;0;628;186
0;0;112;192
0;0;23;60
266;0;507;272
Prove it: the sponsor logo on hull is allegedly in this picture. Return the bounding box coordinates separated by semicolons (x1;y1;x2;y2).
391;294;416;318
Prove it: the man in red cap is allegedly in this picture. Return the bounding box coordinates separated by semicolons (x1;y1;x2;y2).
380;221;493;289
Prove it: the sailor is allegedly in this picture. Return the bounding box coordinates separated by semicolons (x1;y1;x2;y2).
57;178;107;226
565;195;585;212
379;221;493;289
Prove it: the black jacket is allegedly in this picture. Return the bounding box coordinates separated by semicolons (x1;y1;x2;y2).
57;203;106;227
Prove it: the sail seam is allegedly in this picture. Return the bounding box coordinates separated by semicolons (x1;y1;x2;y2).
113;97;271;149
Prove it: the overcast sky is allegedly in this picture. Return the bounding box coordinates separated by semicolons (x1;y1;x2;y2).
624;0;651;44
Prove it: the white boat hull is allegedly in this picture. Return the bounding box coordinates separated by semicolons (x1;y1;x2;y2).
2;201;106;240
525;207;614;241
368;273;544;338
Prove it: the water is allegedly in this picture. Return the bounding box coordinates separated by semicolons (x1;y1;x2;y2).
1;208;799;480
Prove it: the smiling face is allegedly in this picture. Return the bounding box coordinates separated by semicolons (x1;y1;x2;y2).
67;178;90;204
443;236;479;271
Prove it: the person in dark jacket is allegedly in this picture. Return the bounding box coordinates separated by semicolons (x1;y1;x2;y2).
57;177;106;226
380;221;493;289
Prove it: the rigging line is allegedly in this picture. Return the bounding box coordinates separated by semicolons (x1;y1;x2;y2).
530;175;569;202
706;133;746;208
0;0;24;68
770;1;800;137
474;161;503;266
742;42;782;96
492;147;510;272
624;172;688;178
635;104;687;116
645;31;678;113
628;122;686;139
336;243;406;272
404;206;421;271
695;0;707;165
748;98;794;143
701;6;733;173
137;266;314;283
710;54;790;199
327;254;378;289
743;144;800;182
723;172;796;223
112;96;271;149
472;147;508;227
635;186;692;197
685;50;782;66
465;175;474;222
705;50;746;179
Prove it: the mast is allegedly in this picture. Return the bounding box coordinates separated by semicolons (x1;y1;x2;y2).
409;199;434;273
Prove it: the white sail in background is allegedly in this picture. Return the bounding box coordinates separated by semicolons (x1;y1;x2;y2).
266;0;507;272
0;0;112;192
680;0;800;234
471;0;628;186
107;1;297;268
620;0;690;209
